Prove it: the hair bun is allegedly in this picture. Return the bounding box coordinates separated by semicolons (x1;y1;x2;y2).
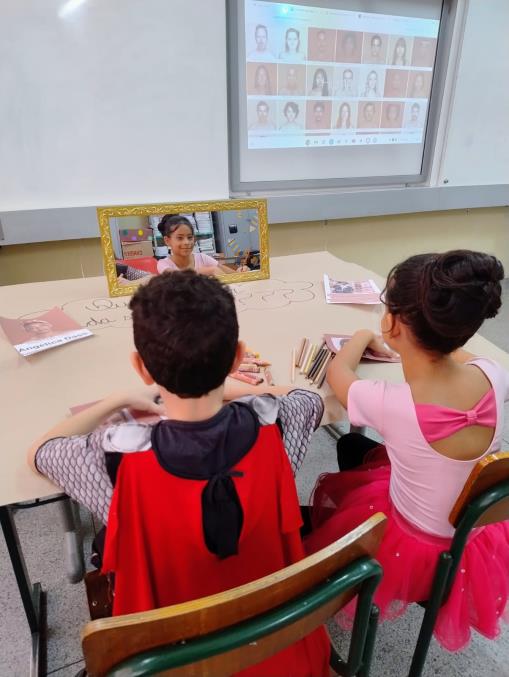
419;250;504;337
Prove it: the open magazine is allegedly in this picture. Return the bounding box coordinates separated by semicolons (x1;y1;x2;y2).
323;275;381;304
0;307;93;357
323;333;400;363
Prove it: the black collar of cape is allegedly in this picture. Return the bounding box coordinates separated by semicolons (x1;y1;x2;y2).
150;401;260;560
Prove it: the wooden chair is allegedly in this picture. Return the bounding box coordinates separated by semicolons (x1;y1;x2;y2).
409;452;509;677
80;513;386;677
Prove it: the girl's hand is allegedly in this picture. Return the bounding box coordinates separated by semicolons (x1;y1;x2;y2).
367;335;397;359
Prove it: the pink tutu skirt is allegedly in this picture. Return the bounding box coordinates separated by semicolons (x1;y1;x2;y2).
305;447;509;651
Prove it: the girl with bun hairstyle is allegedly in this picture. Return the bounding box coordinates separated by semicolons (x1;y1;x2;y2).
306;250;509;651
156;215;232;275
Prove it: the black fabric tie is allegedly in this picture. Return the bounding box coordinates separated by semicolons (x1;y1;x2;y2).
201;470;244;559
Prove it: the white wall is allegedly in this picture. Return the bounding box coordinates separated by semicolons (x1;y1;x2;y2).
438;0;509;186
0;0;229;210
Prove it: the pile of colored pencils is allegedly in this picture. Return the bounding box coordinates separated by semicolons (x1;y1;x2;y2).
291;339;334;389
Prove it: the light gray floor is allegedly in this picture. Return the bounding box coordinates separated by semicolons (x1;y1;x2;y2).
2;282;509;677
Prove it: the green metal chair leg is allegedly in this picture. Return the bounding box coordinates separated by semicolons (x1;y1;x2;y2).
408;553;453;677
357;605;379;677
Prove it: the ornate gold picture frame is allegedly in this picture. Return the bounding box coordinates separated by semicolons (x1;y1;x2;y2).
97;199;269;297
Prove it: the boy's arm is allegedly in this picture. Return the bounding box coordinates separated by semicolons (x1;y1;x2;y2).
27;385;163;473
223;378;292;400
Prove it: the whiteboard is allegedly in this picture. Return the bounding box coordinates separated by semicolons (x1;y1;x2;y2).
438;0;509;186
0;0;229;211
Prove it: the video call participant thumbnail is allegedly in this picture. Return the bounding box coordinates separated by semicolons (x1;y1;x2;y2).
249;100;276;132
246;62;276;96
307;27;335;61
362;33;388;64
278;64;305;95
407;70;431;98
305;101;332;131
361;69;383;98
391;36;411;66
247;24;275;60
381;102;404;129
384;69;409;98
405;101;424;128
411;37;437;68
356;101;381;129
279;27;306;62
335;30;363;63
334;102;354;130
334;67;358;96
279;101;303;131
308;67;331;96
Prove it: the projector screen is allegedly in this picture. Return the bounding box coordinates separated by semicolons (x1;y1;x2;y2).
228;0;448;191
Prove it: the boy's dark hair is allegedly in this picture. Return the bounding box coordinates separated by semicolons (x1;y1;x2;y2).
129;270;239;397
157;214;194;239
382;250;504;354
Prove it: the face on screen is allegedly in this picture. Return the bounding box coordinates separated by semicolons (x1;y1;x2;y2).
287;68;298;88
387;104;399;122
255;25;268;51
314;105;324;124
285;104;297;122
343;69;353;90
364;104;375;122
286;29;300;52
343;33;356;55
371;35;382;57
256;103;270;124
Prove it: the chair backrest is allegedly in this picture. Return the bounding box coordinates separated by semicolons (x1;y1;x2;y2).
82;513;386;676
449;451;509;528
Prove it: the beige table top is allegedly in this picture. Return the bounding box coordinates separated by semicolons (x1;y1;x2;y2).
1;251;508;505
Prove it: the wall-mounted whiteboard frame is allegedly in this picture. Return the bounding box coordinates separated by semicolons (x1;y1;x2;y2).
228;0;456;193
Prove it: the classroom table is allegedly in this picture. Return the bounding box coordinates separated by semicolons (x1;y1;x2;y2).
2;251;509;676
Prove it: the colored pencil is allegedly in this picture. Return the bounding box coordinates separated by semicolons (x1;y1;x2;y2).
296;337;307;366
308;347;327;381
264;367;275;386
315;352;333;388
230;371;264;385
238;364;260;373
297;338;309;367
303;344;318;376
300;342;314;374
